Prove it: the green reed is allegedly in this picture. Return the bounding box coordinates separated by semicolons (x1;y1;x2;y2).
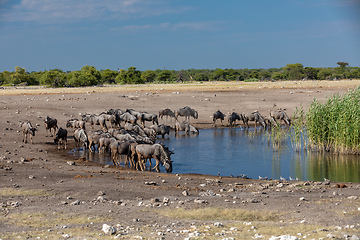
265;124;287;151
306;87;360;154
290;105;307;152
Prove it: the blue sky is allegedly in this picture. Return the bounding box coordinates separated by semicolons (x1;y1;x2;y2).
0;0;359;72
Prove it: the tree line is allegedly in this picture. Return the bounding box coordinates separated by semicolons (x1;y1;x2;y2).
1;62;359;87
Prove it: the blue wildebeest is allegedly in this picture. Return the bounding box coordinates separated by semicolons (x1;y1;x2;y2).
243;111;267;129
66;119;86;130
73;128;88;150
44;116;58;137
212;110;226;126
269;110;291;126
158;108;177;122
82;114;107;132
21;121;37;144
175;106;198;122
227;112;246;127
54;127;68;149
134;143;173;172
174;122;199;135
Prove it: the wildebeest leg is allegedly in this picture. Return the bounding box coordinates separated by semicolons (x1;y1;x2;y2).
136;153;145;171
152;158;161;172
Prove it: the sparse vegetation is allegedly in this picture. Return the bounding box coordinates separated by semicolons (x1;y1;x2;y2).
157;207;280;222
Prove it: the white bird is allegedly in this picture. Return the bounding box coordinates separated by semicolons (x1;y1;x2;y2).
259;176;268;180
280;176;286;181
296;177;299;181
289;176;295;181
324;177;330;182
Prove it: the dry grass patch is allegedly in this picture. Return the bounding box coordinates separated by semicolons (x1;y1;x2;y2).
4;211;109;229
0;187;51;197
157;207;280;222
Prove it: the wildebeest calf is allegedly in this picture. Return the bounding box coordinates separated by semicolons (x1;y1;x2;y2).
54;127;67;149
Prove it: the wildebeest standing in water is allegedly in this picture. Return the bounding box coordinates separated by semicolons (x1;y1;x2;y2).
243;111;267;129
54;127;68;149
174;122;199;135
73;128;88;150
21;121;37;144
269;110;291;126
44;116;58;137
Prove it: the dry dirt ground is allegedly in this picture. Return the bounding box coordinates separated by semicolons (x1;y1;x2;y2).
0;80;360;239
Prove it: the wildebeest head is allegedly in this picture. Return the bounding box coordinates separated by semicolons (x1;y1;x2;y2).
163;147;174;173
193;110;198;119
30;127;37;136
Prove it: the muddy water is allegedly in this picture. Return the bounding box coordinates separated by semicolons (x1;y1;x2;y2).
72;128;360;182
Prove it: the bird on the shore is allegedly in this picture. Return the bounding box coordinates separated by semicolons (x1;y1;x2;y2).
324;177;330;182
280;176;286;181
259;176;268;180
289;176;295;181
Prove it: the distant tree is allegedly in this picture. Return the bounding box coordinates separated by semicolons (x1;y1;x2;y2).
0;71;12;85
10;66;31;85
193;72;210;81
40;69;67;87
284;63;304;80
177;70;189;82
224;68;238;80
317;68;333;80
157;70;173;82
258;69;271;81
67;65;101;87
100;69;118;84
211;68;225;81
115;67;143;84
271;72;287;80
141;70;156;83
248;69;259;79
335;61;349;79
303;67;319;80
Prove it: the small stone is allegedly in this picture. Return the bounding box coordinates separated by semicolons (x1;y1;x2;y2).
182;191;189;196
102;224;116;235
214;222;223;227
70;200;80;205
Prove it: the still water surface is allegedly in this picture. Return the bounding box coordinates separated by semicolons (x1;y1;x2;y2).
73;128;360;182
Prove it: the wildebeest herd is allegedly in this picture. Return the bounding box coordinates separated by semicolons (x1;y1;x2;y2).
20;105;290;173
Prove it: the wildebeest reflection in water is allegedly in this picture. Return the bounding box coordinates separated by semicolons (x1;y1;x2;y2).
71;128;360;183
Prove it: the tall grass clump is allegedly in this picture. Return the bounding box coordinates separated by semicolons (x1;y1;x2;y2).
291;105;307;151
306;87;360;154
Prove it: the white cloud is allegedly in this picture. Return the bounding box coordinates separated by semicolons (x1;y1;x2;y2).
115;21;222;32
1;0;193;23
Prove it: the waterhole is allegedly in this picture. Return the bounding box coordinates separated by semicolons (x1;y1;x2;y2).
71;127;360;182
